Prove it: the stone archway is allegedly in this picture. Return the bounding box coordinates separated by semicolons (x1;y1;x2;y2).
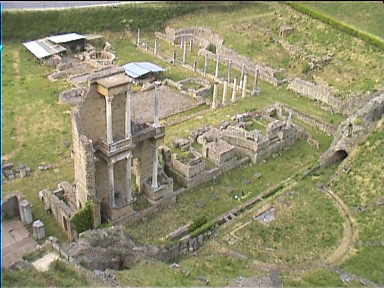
328;149;348;165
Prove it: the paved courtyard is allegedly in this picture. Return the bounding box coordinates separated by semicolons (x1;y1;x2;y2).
3;219;37;268
132;85;201;123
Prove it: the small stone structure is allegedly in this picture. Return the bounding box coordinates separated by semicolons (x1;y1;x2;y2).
2;163;32;182
32;220;46;240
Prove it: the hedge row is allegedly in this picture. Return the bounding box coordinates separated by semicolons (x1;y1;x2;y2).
285;2;384;50
3;2;246;42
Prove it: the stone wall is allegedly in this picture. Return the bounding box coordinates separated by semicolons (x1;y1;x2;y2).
59;88;86;105
288;78;343;111
171;154;206;179
1;194;21;219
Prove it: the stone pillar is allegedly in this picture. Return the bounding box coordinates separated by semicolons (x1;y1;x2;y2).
152;142;159;190
215;56;220;79
154;39;158;56
125;90;132;139
240;63;245;89
172;50;176;65
108;162;115;208
153;81;161;128
232;78;237;103
222;81;228;106
227;60;232;83
189;39;193;51
105;96;113;144
212;82;218;110
182;41;187;64
253;67;259;91
145;41;148;52
203;54;208;77
180;38;183;49
242;74;248;99
19;200;33;225
32;220;45;240
137;28;140;47
193;59;197;72
126;152;133;203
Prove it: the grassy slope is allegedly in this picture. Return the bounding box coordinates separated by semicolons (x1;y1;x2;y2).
330;126;384;284
301;2;384;40
3;260;88;287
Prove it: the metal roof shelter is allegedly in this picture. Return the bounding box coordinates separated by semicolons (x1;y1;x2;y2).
122;62;165;79
22;38;67;59
47;33;86;44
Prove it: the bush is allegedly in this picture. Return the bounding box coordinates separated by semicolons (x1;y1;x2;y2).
207;43;217;54
71;201;93;233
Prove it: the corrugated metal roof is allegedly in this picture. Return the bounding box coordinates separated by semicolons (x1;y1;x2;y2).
47;33;86;44
22;39;66;59
122;62;165;79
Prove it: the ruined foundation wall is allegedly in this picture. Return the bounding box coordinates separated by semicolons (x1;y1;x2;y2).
288;78;343;110
171;155;206;179
1;194;21;219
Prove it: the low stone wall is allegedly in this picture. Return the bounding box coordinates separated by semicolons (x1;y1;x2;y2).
277;103;337;136
59;88;87;105
168;157;249;188
288;78;344;111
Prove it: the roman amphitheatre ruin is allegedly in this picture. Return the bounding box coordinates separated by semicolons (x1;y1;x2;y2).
2;2;384;287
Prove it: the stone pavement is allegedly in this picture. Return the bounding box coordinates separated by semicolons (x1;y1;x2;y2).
2;219;37;268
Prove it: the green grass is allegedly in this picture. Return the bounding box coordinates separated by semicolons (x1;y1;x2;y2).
331;128;384;284
218;164;344;267
283;269;346;287
127;139;321;245
3;260;89;287
300;2;384;40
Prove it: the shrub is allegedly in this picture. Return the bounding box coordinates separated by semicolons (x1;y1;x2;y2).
188;215;208;233
71;201;93;233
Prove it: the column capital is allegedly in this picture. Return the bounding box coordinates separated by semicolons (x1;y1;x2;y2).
106;95;113;103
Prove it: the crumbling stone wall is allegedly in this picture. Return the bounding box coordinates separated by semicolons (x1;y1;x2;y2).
204;139;236;166
288;78;343;110
1;194;21;219
171;154;206;179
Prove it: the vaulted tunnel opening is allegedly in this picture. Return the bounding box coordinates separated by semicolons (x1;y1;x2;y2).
328;149;348;165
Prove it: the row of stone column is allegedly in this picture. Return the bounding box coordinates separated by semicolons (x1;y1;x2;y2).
211;74;249;110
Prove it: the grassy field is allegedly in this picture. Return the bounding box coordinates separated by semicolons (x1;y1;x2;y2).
330;126;384;284
301;2;384;40
3;260;89;287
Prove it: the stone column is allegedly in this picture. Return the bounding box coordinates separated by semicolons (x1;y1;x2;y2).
212;82;218;110
253;67;259;91
19;200;33;225
227;60;232;83
154;39;158;56
189;39;193;51
215;56;220;79
239;63;245;89
32;220;45;240
182;41;187;64
232;78;237;103
193;59;197;72
242;74;248;99
126;152;133;203
105;96;113;144
180;38;183;49
137;28;140;47
145;41;148;52
203;54;208;77
222;81;228;106
172;50;176;65
108;162;115;208
125;90;132;139
153;81;161;127
152;142;159;190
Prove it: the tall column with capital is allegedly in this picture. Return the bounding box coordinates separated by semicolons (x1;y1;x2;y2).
182;41;187;64
242;74;248;99
105;96;113;144
222;81;228;106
